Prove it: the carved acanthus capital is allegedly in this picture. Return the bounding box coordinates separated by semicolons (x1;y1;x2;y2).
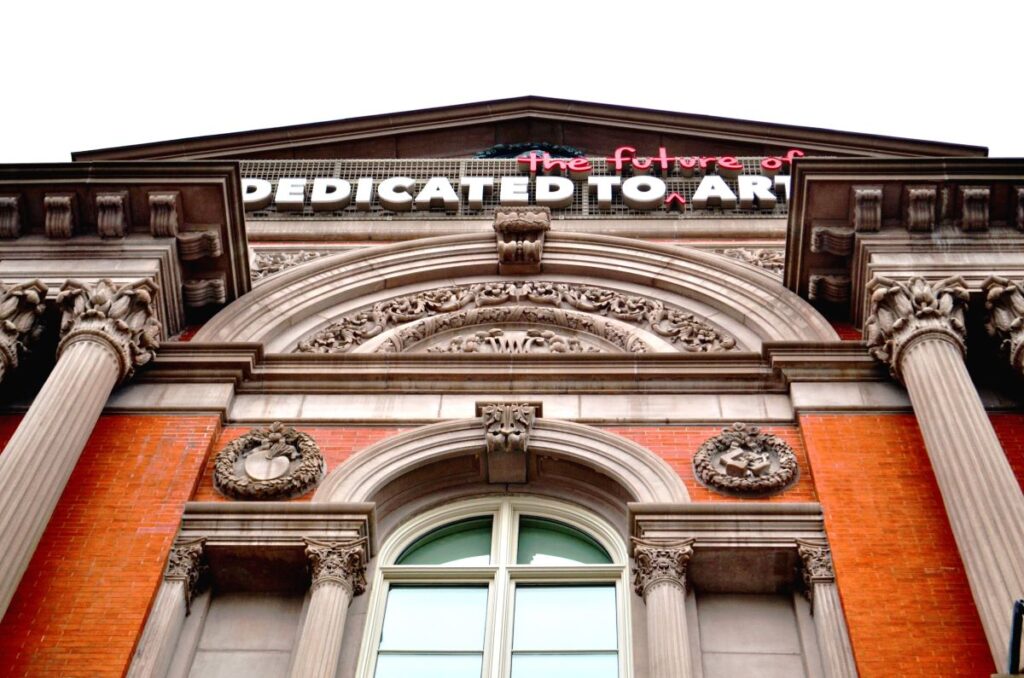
0;280;48;381
55;278;161;382
983;276;1024;373
864;275;969;381
164;538;205;613
493;206;550;274
797;540;834;603
632;538;695;599
305;538;367;596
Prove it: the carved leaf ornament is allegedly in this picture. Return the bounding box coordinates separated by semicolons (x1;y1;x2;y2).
295;281;737;354
213;422;325;500
692;423;798;497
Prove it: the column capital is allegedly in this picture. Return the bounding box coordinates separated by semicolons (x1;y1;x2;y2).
304;537;367;596
55;278;161;382
164;538;205;613
865;275;970;381
796;539;834;603
631;537;694;599
0;280;48;381
983;275;1024;373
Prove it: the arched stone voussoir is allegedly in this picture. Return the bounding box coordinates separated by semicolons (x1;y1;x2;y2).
197;232;837;347
313;418;690;505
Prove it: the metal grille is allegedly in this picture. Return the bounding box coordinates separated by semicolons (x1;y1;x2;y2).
240;157;789;220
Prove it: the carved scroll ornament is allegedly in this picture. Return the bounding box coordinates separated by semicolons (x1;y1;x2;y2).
864;275;969;381
295;281;737;355
693;422;798;497
632;538;695;599
983;275;1024;373
213;422;325;500
0;280;48;381
56;278;161;381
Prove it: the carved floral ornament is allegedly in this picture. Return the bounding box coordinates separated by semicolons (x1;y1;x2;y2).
864;275;969;381
295;281;737;355
305;537;368;595
692;423;798;497
632;537;695;599
165;538;206;613
0;280;48;380
481;402;537;456
213;422;325;500
983;275;1024;373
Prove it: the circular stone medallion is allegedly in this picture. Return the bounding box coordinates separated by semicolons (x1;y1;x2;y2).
214;422;325;500
692;422;798;497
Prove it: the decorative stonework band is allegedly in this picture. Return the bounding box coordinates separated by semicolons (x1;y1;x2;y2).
632;537;695;599
693;422;798;497
213;422;325;500
305;537;368;596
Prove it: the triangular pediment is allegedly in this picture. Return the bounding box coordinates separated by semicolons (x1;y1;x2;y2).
73;96;986;161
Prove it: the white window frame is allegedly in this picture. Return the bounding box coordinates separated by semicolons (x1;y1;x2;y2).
355;495;633;678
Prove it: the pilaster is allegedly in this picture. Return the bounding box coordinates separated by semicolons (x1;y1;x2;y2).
797;540;858;678
632;538;695;678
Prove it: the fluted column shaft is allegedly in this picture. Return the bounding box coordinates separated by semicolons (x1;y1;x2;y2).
811;583;858;678
0;338;119;618
289;538;367;678
633;538;694;678
901;336;1024;663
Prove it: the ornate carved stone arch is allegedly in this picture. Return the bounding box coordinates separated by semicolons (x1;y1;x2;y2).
197;232;837;349
313;418;689;532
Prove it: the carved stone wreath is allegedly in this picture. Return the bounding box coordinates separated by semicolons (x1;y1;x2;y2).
213;422;325;500
692;422;798;497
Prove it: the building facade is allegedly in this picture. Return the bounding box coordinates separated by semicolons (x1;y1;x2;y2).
0;97;1021;678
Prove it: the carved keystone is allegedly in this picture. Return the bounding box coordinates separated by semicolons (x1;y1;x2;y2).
476;401;541;483
493;206;550;274
304;538;367;596
56;278;162;382
0;280;48;382
864;275;969;382
632;538;695;599
164;538;206;613
983;275;1024;374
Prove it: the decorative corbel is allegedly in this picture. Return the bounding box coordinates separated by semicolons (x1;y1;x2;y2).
960;186;990;232
810;226;854;256
149;191;181;237
493;206;550;274
95;191;129;238
44;193;76;239
183;277;227;308
851;185;883;232
903;186;937;232
0;195;22;239
476;401;541;483
176;230;223;260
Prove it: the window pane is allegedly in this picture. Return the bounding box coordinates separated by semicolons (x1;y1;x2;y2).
379;587;487;651
512;586;617;651
397;517;492;565
375;654;482;678
511;653;618;678
517;517;611;565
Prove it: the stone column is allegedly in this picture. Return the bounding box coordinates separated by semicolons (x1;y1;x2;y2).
983;276;1024;375
797;541;858;678
866;275;1024;665
289;538;368;678
632;538;695;678
0;278;161;621
127;539;205;678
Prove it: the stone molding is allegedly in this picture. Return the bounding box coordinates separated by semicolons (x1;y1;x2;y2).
0;280;48;381
692;422;798;497
714;247;784;276
295;281;736;355
56;278;162;382
424;326;605;354
314;418;690;504
304;537;367;595
632;538;695;599
796;539;835;603
213;422;325;500
251;249;331;282
493;206;550;274
164;538;205;613
983;275;1024;373
864;275;969;381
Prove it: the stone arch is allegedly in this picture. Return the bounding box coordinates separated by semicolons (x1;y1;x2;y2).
313;418;689;517
197;232;837;349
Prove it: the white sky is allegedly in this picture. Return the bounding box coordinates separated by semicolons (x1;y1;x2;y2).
1;1;1020;162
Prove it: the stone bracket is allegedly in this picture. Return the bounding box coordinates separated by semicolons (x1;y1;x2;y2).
475;401;542;483
493;206;550;275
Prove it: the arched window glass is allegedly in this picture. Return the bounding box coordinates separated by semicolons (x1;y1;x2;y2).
359;497;630;678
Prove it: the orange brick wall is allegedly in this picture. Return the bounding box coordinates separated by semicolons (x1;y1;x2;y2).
0;414;221;678
605;425;816;502
192;426;410;502
800;414;992;677
993;413;1024;490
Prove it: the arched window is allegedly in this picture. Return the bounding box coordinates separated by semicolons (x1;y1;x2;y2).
357;496;631;678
